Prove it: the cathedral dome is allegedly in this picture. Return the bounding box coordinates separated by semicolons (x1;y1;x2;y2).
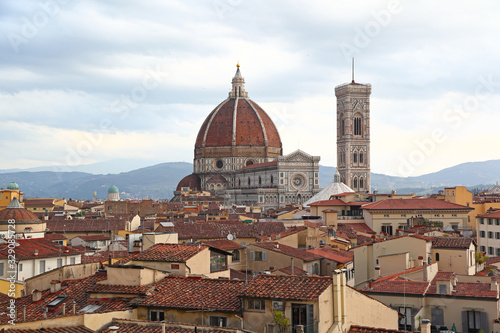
0;198;41;224
7;182;19;190
176;174;201;191
194;65;282;159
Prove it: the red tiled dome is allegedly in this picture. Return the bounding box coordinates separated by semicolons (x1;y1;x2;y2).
176;174;201;191
194;66;282;159
0;200;42;224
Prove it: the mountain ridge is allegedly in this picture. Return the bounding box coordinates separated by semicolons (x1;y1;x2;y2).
1;160;499;200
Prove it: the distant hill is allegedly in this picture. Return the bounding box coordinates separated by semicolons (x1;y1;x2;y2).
1;160;499;200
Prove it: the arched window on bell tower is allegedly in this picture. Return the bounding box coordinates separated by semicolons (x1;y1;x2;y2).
340;116;345;136
354;114;362;136
353;177;358;189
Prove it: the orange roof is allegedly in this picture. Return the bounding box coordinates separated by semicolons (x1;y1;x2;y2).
362;198;473;211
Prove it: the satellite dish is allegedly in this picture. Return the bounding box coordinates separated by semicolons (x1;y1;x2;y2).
227;234;234;241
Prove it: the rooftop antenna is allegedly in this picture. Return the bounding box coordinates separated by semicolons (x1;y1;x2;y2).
351;57;355;83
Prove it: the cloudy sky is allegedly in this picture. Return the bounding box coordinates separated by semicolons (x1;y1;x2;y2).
2;0;500;177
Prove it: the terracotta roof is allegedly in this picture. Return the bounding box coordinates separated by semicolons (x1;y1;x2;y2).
238;160;278;170
276;265;308;276
256;226;307;241
129;244;207;263
0;238;81;260
176;174;202;191
307;247;353;264
203;239;245;250
195;97;281;150
363;269;499;299
252;242;322;262
155;221;286;241
134;276;245;312
44;233;67;240
241;275;332;301
46;217;131;232
0;205;42;223
206;174;228;183
0;274;134;325
23;198;56;207
309;199;350;206
478;210;500;218
230;269;254;281
5;327;94;332
100;319;236;333
74;235;111;241
432;237;475;249
347;223;376;235
362;198;473;211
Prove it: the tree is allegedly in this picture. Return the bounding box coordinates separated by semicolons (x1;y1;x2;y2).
274;311;290;333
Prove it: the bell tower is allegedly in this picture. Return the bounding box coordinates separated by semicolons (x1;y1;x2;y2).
335;78;371;193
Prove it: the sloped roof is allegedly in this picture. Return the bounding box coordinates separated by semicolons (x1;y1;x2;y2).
307;247;354;264
432;237;475;249
362;198;473;211
241;275;332;301
304;179;354;207
134;276;245;312
0;239;81;260
129;244;207;263
251;242;322;262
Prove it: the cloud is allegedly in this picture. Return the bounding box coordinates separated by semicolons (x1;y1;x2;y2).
1;0;500;177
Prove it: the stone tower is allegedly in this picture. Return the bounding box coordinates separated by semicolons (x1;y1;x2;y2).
335;80;371;193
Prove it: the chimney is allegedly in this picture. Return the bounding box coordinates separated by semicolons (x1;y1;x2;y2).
50;280;61;293
73;301;76;314
32;290;42;302
491;276;498;292
417;256;424;267
34;249;39;257
423;261;428;282
421;319;431;333
23;305;26;322
43;307;48;319
162;322;166;333
290;257;294;276
374;266;381;279
62;303;66;316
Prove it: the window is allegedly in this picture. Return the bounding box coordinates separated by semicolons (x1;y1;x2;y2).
247;299;265;310
210;316;227;327
496;219;500;226
270;175;274;185
480;231;486;238
250;251;267;261
150;310;165;321
489;231;494;239
19;263;22;272
232;250;240;262
480;218;484;224
170;263;180;270
398;307;412;331
0;263;4;276
258;176;262;186
353;178;358;188
70;257;75;265
401;214;406;217
452;214;457;217
210;252;227;272
353;153;357;163
489;247;494;255
312;262;319;275
381;225;393;236
384;214;390;218
359;153;364;164
435;253;440;262
431;307;444;325
438;284;447;294
496;248;500;256
488;219;493;225
57;258;63;268
39;260;46;274
480;246;486;252
497;232;500;240
354;116;362;135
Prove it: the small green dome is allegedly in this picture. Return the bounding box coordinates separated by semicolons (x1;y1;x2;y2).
7;182;19;190
108;185;119;194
